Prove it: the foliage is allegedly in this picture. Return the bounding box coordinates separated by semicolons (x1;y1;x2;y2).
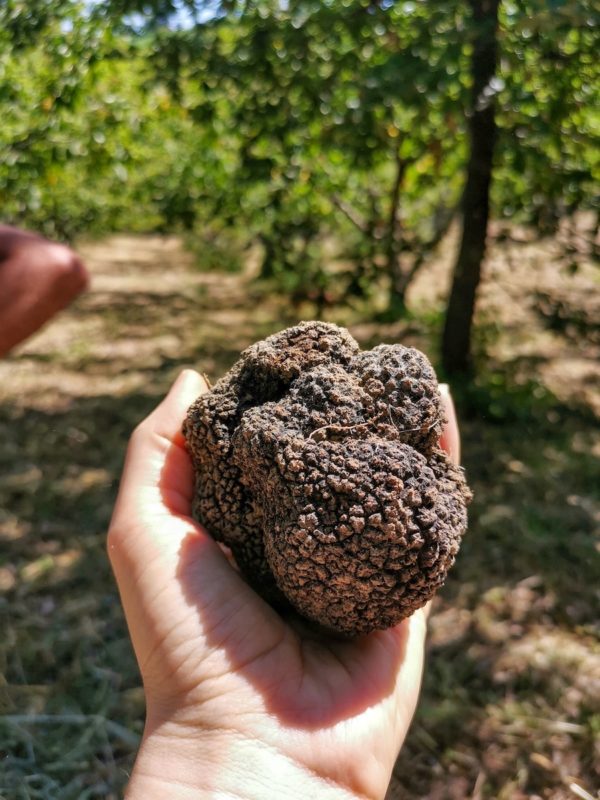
1;0;598;297
0;4;206;238
495;0;600;231
139;1;472;307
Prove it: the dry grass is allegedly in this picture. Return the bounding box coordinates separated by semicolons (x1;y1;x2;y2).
0;230;598;799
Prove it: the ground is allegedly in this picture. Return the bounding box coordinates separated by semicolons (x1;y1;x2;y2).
0;230;598;800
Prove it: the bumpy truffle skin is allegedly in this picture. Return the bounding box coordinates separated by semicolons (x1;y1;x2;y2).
183;321;471;637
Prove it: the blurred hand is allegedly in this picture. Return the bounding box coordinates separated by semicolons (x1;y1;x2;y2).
108;370;461;800
0;225;89;356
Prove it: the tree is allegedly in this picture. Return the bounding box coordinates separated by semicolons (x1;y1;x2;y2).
494;0;599;234
442;0;599;375
442;0;500;376
3;0;597;340
139;1;470;311
1;2;211;238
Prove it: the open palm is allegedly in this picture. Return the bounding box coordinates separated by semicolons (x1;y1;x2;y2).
109;370;459;800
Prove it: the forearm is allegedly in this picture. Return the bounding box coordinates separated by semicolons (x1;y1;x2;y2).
128;726;372;800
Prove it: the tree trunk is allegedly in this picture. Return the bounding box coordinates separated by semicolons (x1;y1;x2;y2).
388;205;458;317
387;261;410;317
388;253;421;317
441;0;500;376
385;148;408;316
259;233;277;279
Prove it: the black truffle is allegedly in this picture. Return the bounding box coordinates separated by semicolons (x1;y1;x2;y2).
183;321;471;637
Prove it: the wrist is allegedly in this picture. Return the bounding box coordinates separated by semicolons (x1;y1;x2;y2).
127;721;371;800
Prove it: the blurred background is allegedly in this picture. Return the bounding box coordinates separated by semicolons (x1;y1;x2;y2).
0;1;598;798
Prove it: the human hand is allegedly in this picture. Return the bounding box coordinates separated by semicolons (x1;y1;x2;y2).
0;225;88;356
108;370;461;800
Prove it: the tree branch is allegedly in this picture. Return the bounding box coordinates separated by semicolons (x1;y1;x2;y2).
330;194;369;234
387;146;407;247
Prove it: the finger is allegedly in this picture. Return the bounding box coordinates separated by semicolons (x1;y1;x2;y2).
107;368;241;632
142;368;208;449
107;371;286;683
398;606;428;717
110;369;208;538
420;599;433;621
438;383;460;465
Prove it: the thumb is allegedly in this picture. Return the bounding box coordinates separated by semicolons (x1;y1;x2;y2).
108;368;228;589
107;370;283;688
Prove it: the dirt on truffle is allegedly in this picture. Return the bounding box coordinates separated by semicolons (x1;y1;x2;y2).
184;321;471;636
